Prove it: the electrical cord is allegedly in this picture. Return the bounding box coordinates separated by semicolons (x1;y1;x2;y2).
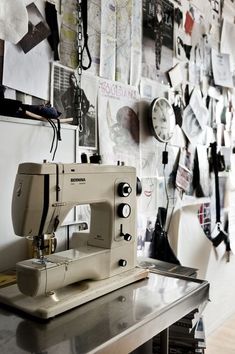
46;117;61;161
162;142;176;234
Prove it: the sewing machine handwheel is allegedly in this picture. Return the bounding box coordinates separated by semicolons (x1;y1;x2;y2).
136;177;142;195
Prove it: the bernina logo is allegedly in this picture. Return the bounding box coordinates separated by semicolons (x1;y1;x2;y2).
71;178;86;183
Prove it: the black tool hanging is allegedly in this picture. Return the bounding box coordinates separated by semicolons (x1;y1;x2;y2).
80;0;92;70
150;146;180;265
150;207;180;265
45;1;60;61
209;142;231;261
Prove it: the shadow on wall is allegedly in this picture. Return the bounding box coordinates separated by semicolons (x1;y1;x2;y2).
0;238;27;272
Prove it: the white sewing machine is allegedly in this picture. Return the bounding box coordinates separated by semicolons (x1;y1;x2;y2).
0;162;148;319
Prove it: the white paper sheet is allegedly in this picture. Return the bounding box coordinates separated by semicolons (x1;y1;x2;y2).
182;105;206;145
189;88;209;129
221;19;235;70
168;63;183;88
139;77;169;100
211;49;233;88
222;0;235;23
0;0;28;44
3;39;52;100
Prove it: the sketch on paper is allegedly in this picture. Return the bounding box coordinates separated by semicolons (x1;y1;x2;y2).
98;79;140;171
182;105;206;145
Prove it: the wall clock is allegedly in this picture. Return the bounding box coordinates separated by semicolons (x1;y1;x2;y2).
149;97;176;143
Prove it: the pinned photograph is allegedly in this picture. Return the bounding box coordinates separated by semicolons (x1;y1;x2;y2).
18;3;51;54
51;63;97;148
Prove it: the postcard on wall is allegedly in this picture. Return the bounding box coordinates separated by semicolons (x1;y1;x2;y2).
175;147;193;194
98;79;140;172
221;20;235;70
139;77;169;100
211;49;233;88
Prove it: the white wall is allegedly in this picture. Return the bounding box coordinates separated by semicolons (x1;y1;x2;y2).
169;196;235;335
0;116;76;270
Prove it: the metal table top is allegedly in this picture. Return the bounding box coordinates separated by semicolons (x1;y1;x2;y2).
0;271;209;354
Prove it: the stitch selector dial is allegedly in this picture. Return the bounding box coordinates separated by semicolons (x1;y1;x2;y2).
117;203;131;218
118;182;132;197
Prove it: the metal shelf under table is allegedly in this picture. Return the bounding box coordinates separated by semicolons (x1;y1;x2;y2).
0;270;209;354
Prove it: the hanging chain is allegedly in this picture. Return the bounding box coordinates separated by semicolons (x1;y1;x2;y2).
76;0;83;132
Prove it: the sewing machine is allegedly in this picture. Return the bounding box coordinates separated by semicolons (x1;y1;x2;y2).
0;162;148;318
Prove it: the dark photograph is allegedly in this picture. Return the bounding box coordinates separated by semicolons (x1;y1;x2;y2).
51;63;97;148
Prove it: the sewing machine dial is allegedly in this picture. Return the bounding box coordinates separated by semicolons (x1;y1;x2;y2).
149;97;176;143
118;182;132;197
118;203;131;218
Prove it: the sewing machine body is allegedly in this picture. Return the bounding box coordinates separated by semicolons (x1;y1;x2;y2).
0;162;148;318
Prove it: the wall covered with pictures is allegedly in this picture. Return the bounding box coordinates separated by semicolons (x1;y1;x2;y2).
1;0;235;334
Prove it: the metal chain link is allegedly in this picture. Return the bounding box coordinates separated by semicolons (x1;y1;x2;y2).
76;0;83;132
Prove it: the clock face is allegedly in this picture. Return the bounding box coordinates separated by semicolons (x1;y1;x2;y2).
149;97;176;142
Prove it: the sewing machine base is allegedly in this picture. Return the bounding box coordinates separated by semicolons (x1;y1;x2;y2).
0;267;149;319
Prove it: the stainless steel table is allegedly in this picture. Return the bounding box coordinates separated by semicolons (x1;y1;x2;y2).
0;271;209;354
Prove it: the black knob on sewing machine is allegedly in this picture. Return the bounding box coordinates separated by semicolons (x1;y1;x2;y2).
117;182;132;197
119;259;127;267
123;233;132;241
120;232;132;241
117;203;131;218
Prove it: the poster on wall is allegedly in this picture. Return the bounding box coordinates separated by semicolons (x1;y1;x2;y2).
51;63;97;148
98;79;140;172
142;0;174;84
